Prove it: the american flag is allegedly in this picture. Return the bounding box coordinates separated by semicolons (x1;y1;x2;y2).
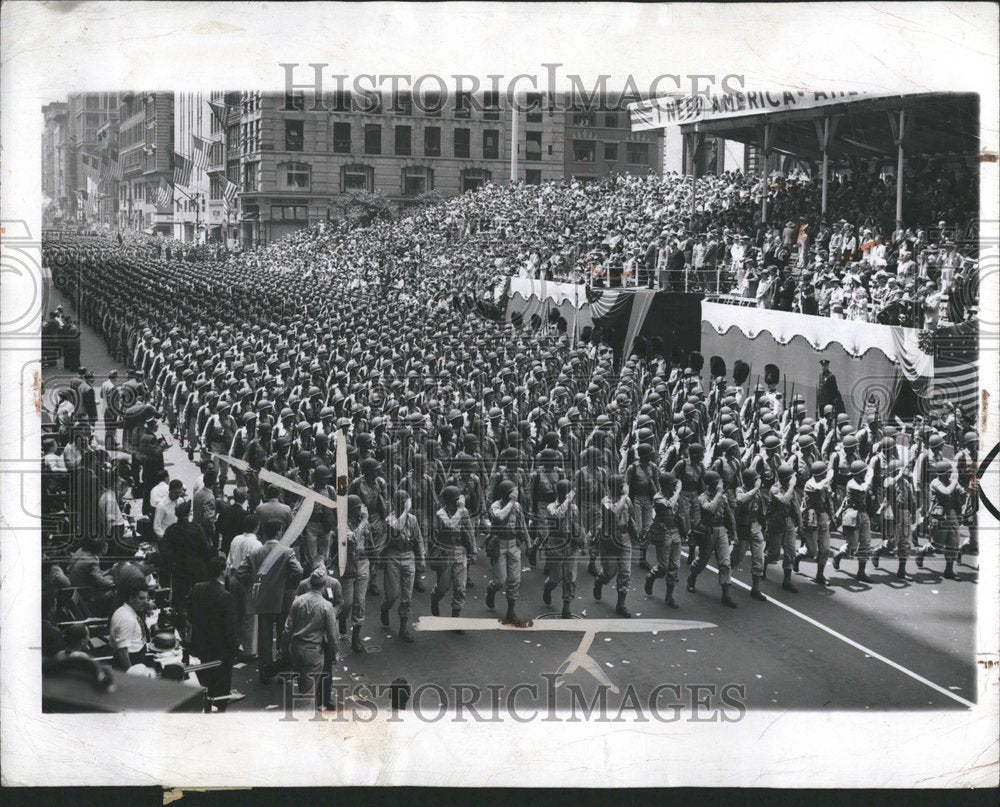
925;322;978;420
156;177;172;209
207;98;228;128
172;152;193;188
222;177;239;212
191;135;210;172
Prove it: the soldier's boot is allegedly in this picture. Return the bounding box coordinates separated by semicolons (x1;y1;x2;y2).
430;587;442;617
561;600;572;619
665;584;679;609
782;568;799;593
896;560;911;581
814;559;829;587
593;574;605;601
832;548;844;570
338;615;347;636
527;543;538;567
943;559;958;580
398;617;414;643
379;604;390;627
615;591;631;618
871;546;882;569
751;575;767;601
369;581;380;597
504;598;518;623
351;625;364;654
721;584;738;608
414;577;426;593
451;607;465;634
644;571;656;596
542;579;556;606
686;572;698;593
638;546;651;571
485;583;498;610
587;558;599;577
856;559;871;583
793;550;802;573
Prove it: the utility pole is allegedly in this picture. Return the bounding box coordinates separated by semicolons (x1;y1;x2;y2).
510;94;519;183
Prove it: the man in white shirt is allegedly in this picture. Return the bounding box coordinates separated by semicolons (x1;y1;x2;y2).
226;513;263;658
148;470;171;512
109;580;151;670
153;479;186;539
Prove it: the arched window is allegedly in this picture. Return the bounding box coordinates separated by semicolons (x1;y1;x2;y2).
460;168;491;193
401;166;433;196
341;164;374;193
280;162;310;190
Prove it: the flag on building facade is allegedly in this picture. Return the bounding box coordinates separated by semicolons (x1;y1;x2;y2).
207;97;228;128
191;135;210;172
173;152;193;188
222;176;239;213
156;177;172;209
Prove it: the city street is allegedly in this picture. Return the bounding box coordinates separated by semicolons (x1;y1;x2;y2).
43;282;978;714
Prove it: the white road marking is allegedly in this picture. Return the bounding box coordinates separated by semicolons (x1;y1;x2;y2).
689;552;975;709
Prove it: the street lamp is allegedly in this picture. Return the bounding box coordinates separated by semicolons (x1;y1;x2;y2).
191;192;203;242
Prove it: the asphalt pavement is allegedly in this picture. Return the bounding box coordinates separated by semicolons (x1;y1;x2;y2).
42;285;978;714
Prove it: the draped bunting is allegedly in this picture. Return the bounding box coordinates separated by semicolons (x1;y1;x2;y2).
701;301;931;375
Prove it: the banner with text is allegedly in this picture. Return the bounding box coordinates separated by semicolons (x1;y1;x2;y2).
629;90;899;131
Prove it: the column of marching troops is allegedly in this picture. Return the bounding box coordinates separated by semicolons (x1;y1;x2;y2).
44;237;979;685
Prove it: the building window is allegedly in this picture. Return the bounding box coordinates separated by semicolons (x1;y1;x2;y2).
573;141;596;163
226;124;240;152
284;91;305;111
333;122;351;154
454;92;472;119
572;109;596;126
364;124;382;155
525;131;542;161
604;142;619;161
332;91;352;112
483;91;500;120
242;161;258;192
392;91;413;116
483;129;499;160
460;168;491;193
626;142;649;165
285;120;304;151
282;162;310;190
401;166;433;196
395;125;412;156
424;127;441;157
454;128;470;158
341;164;374;192
526;93;543;122
525;169;542;186
604;111;618;128
271;204;308;221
